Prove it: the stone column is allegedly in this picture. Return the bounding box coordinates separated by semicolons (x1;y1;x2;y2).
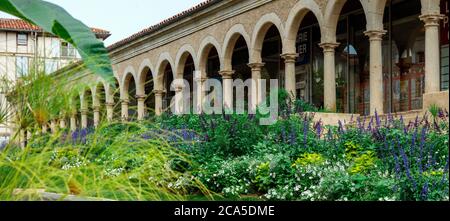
174;84;184;115
154;90;165;116
365;30;387;115
27;130;32;140
136;95;146;120
19;129;26;148
60;118;66;129
248;63;265;110
281;53;299;100
42;124;48;134
319;42;340;112
93;106;100;127
106;102;114;122
420;14;445;94
70;114;77;132
121;99;129;121
219;70;235;111
194;77;207;114
49;120;57;134
80;109;88;128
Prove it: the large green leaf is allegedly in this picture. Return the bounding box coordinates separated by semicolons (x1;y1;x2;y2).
0;0;114;85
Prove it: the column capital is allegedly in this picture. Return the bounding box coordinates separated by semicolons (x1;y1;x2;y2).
135;94;146;101
219;70;235;79
105;102;115;107
174;87;183;93
419;14;445;27
281;53;299;63
364;30;387;41
194;77;208;83
80;109;89;115
319;42;340;52
248;62;265;70
153;89;166;96
173;84;184;92
121;99;129;105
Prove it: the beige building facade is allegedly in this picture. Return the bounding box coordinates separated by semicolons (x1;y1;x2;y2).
0;18;110;138
52;0;449;130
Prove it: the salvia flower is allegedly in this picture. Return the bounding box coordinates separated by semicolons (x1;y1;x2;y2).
281;125;286;143
303;117;309;148
399;143;417;190
375;111;381;128
420;182;429;201
315;121;322;138
440;156;449;186
289;123;296;146
418;126;427;173
392;147;401;179
338;120;344;134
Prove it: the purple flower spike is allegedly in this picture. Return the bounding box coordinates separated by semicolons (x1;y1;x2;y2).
315;121;322;138
303;118;308;148
338;120;344;134
421;182;429;201
375;111;381;128
399;142;417;190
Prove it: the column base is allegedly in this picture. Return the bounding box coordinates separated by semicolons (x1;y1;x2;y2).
423;91;449;112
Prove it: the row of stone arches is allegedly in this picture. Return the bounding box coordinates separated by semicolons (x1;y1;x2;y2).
60;0;442;130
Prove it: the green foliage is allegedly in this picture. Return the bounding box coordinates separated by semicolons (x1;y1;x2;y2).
294;99;319;112
1;86;449;201
344;141;366;161
429;104;440;119
349;151;378;175
254;162;271;192
161;114;264;158
0;121;210;201
292;153;325;167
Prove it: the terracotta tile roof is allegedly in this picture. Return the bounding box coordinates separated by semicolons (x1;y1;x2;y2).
107;0;222;51
0;18;111;39
0;18;40;31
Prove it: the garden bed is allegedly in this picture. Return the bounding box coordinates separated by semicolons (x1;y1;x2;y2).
1;110;449;201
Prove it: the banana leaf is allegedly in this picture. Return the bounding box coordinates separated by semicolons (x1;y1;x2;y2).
0;0;114;85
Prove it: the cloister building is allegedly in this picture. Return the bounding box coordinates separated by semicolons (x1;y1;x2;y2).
54;0;449;130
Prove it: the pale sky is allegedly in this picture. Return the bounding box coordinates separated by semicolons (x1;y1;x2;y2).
0;0;205;46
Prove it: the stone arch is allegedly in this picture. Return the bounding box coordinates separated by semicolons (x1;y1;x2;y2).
323;0;386;40
92;79;109;108
121;73;137;101
155;52;176;90
175;44;198;78
104;79;115;104
364;0;387;31
420;0;441;15
137;59;155;96
120;66;137;100
250;13;286;63
80;86;95;127
69;89;80;115
284;0;325;53
79;86;93;111
222;24;252;71
198;35;223;76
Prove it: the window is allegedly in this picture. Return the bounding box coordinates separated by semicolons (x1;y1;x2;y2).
16;56;29;76
17;33;28;46
61;41;76;58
